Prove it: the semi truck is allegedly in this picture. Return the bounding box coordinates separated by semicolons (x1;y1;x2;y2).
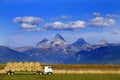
4;62;52;75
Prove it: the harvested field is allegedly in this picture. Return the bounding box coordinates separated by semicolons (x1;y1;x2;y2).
42;64;120;70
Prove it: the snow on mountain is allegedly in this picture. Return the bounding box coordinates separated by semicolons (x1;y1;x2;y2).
53;34;67;47
67;38;91;53
36;34;67;49
1;34;120;64
36;39;52;48
13;46;33;52
99;39;108;45
90;39;109;50
70;38;88;47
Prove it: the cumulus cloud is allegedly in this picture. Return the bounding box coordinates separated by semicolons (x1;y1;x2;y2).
106;14;120;18
13;14;117;31
13;16;43;29
21;23;36;29
93;12;100;17
89;17;115;27
43;20;86;30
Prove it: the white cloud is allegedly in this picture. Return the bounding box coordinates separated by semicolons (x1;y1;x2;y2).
44;20;86;30
93;12;100;17
13;16;43;29
21;23;36;29
106;14;120;18
13;16;43;24
89;17;115;27
13;14;117;31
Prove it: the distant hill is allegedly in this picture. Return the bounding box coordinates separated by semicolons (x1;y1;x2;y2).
0;46;36;63
75;44;120;64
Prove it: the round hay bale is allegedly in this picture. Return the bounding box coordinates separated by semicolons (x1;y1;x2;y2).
10;67;15;72
37;66;43;71
26;67;32;72
15;67;21;71
35;67;39;71
29;62;35;67
23;62;29;67
6;62;13;67
13;62;18;67
17;62;23;67
31;67;36;71
21;67;26;71
4;67;10;71
35;62;40;67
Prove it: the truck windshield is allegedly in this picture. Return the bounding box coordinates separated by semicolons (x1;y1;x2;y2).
48;67;52;69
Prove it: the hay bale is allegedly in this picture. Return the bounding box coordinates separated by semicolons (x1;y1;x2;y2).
10;67;15;72
6;62;13;67
31;67;36;71
4;66;15;72
13;62;18;67
15;67;21;71
36;66;43;71
27;67;32;71
35;62;40;67
17;62;23;67
23;62;29;67
5;62;42;72
29;62;35;67
4;67;10;71
21;67;26;71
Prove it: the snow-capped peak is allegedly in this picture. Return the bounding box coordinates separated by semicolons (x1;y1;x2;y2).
39;39;49;43
54;34;66;41
99;39;108;45
36;39;51;48
36;34;67;48
53;34;67;46
71;38;87;47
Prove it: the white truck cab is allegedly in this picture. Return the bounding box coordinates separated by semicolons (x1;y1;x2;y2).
44;66;52;75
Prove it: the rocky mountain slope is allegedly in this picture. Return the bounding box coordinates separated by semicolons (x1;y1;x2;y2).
0;34;120;64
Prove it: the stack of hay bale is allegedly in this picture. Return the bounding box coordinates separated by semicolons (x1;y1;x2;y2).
4;62;43;72
4;62;13;71
34;62;43;71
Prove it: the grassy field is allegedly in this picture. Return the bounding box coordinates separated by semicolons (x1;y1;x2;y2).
0;74;120;80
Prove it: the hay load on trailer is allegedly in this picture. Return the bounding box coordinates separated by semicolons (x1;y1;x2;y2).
4;62;52;75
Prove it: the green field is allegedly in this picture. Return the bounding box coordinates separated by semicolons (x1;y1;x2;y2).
0;74;120;80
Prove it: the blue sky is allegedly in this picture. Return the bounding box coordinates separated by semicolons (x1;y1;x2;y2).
0;0;120;47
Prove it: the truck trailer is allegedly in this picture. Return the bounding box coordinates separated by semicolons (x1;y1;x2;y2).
4;62;52;75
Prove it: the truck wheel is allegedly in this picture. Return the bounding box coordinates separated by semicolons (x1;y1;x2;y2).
11;72;14;75
36;72;39;75
7;72;10;75
48;72;52;75
39;72;42;75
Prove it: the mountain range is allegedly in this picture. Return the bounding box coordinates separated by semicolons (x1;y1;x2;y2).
0;34;120;64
